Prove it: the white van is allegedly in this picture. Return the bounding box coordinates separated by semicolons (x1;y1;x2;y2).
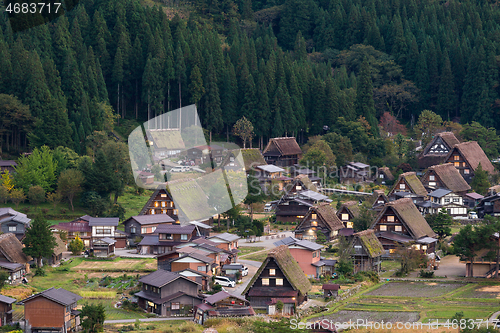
214;276;235;288
171;166;189;173
264;203;273;212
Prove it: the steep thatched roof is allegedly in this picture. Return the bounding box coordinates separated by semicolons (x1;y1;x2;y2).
0;233;30;264
353;229;385;258
422;132;460;156
52;233;67;256
447;141;496;174
373;198;436;239
378;167;394;180
340;201;361;218
241;149;266;170
390;172;427;197
366;190;388;207
243;245;311;297
426;163;471;193
263;137;302;156
147;129;185;149
313;202;344;231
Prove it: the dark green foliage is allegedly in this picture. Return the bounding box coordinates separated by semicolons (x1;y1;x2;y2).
426;209;452;241
23;212;57;267
460;122;500;159
470;163;491;196
80;191;108;216
80;303;106;333
0;271;9;289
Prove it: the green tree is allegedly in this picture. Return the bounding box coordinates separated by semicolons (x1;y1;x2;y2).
460;122;500;159
233;116;254;149
0;271;9;289
453;223;494;277
9;188;26;208
0;187;9;204
323;133;354;167
80;303;106;333
68;234;85;255
336;235;354;276
352;203;376;232
355;58;379;137
23;212;57;267
203;57;223;136
47;191;62;209
28;185;45;206
426;208;452;241
315;231;327;244
1;171;15;192
188;65;204;107
80;191;108;217
14;146;58;193
437;51;456;120
58;169;84;211
299;140;335;172
415;110;443;148
470;163;490;196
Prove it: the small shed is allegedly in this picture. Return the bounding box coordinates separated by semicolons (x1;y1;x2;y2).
322;284;340;297
92;237;115;257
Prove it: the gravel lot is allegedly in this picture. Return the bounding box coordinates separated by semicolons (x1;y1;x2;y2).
365;282;463;297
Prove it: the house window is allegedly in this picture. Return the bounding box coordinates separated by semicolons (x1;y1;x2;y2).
145;284;148;290
447;209;452;214
422;245;428;250
379;225;387;231
311;213;317;219
161;201;166;207
346;222;353;228
150;209;155;215
387;216;394;222
155;201;159;207
296;185;302;191
162;209;167;214
429;182;436;186
197;266;206;272
341;214;349;221
444;198;450;203
166;234;173;240
141;227;147;234
95;227;111;235
161;194;167;198
297;216;304;219
454;162;460;167
173;209;178;215
379;174;384;179
389;249;396;254
262;278;269;286
429;175;435;181
395;225;402;232
464;169;470;174
181;234;188;240
453;198;460;203
276;278;283;286
8;226;16;232
454;155;459;161
130;227;136;234
269;269;276;276
399;184;406;190
413;244;421;250
171;302;180;310
152;227;156;233
311;221;317;226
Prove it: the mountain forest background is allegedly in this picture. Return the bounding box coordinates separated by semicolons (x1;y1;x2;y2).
2;0;500;165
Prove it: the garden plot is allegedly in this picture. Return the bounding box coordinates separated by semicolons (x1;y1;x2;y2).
453;285;500;299
74;259;156;272
365;282;463;297
312;310;420;324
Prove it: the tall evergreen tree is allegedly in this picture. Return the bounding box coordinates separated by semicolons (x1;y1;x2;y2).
355;59;378;136
437;51;456;120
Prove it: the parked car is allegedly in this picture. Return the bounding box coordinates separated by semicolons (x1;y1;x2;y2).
214;276;235;288
264;203;273;212
468;211;478;219
241;266;249;276
171;166;190;172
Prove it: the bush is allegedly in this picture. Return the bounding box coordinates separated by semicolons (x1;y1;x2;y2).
354;271;379;283
34;267;46;276
419;270;435;278
0;270;9;289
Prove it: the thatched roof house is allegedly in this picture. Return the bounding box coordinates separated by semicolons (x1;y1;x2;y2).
444;141;496;183
388;172;427;198
421;163;470;195
418;132;460;169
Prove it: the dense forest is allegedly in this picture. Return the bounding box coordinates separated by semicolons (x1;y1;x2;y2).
1;0;500;157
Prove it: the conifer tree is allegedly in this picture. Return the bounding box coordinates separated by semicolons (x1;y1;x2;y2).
437;51;456;120
355;59;378;136
203;58;223;137
23;212;56;267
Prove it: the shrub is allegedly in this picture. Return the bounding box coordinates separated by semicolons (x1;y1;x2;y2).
28;185;45;206
68;235;85;255
419;270;435;278
60;208;67;214
34;267;46;276
0;270;9;289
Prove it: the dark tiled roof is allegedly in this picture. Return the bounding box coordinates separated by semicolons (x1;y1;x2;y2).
208;233;240;242
204;291;247;305
195;243;224;253
273;236;323;251
155;224;195;235
377;231;414;243
426;163;471;193
0;261;24;271
20;287;82;306
429;189;453;198
0;295;16;304
322;284;340;291
125;215;175;226
139;269;198;288
88;217;119;226
51;221;91;233
192;238;219;247
173;253;214;264
0;160;17;167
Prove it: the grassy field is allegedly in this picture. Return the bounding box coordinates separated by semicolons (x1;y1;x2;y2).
73;258;156;272
117;187;152;220
238;246;266;256
308;281;500;325
380;260;400;278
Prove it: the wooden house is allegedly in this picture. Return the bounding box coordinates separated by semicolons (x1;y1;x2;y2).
370;198;438;255
137;171;155;185
19;287;82;333
464;192;484;208
428;189;467;217
170;253;216;276
273;236;328;278
476;194;500;218
377;167;394;185
418;132;460;169
243;245;312;314
388;172;428;201
139;188;180;221
339;162;373;183
135;270;202;317
207;232;240;261
290;165;322;188
0;208;30;240
351;229;385;274
488;185;500;196
336;201;360;229
187;144;224;165
322;284;340;298
137;224;198;255
194;291;254;324
420;163;471;196
0;161;17;174
51;215;92;247
444;141;496;183
146;129;185;159
0;295;15;326
89;217;124;255
294;203;344;242
365;190;389;212
0;233;30;282
45;233;66;265
230;148;267;174
263;137;302;167
122;215;175;246
177;268;210;291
